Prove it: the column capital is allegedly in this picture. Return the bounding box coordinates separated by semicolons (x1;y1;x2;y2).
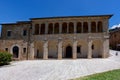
58;37;62;41
73;36;77;41
44;38;48;42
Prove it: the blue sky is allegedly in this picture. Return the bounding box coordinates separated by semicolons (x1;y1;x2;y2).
0;0;120;32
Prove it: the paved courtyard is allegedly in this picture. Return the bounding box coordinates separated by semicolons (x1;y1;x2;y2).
0;50;120;80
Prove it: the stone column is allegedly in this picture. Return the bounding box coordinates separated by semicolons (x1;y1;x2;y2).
96;22;98;33
102;39;109;58
74;22;77;34
30;42;35;60
38;24;40;34
53;23;54;34
73;38;77;59
88;22;91;33
43;40;48;59
81;22;83;33
45;23;48;34
67;22;69;33
88;39;92;59
32;24;35;35
39;23;41;34
58;38;62;59
59;23;62;34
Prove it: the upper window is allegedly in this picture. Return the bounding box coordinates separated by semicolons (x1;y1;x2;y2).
35;24;39;35
7;31;12;37
23;48;26;53
77;22;82;33
91;22;96;33
69;22;74;33
54;23;59;34
40;23;45;34
48;23;53;34
98;21;103;32
62;22;67;33
23;30;27;36
83;22;88;33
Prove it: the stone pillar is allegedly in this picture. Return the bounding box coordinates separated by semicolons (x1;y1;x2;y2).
88;39;92;59
88;22;91;33
32;24;35;35
43;40;48;59
96;22;98;33
102;39;109;58
30;42;35;60
81;22;83;33
58;39;62;59
74;22;77;34
39;23;41;34
53;23;54;34
67;23;69;33
59;23;62;34
38;24;40;34
45;23;48;34
73;38;77;59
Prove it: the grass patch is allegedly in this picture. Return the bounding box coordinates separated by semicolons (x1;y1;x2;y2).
73;69;120;80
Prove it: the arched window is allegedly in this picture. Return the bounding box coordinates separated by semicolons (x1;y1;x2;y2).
91;22;96;33
62;22;67;33
40;23;45;34
48;23;53;34
98;21;103;32
54;23;59;34
35;24;39;35
77;22;82;33
68;22;74;33
83;22;88;33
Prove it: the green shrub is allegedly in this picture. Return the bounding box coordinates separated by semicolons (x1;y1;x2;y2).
0;50;12;66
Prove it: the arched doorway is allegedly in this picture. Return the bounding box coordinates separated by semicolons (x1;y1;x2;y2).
66;46;72;58
13;46;19;58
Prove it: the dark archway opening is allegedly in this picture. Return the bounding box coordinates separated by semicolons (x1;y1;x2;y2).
13;46;19;58
66;46;72;58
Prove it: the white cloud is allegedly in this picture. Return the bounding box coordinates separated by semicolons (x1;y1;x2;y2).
111;24;120;29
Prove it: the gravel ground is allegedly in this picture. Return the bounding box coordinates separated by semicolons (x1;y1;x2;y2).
0;50;120;80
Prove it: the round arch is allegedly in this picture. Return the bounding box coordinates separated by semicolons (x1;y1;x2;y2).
83;22;88;33
62;22;67;33
54;23;59;34
69;22;74;33
66;46;72;58
91;22;96;33
40;23;45;34
13;46;19;58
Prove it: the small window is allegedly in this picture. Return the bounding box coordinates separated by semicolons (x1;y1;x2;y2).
23;48;26;53
77;46;81;53
7;31;12;37
5;48;8;52
23;30;27;36
92;45;94;50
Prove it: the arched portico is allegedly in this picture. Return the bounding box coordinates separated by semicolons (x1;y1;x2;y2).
66;46;72;58
13;46;19;58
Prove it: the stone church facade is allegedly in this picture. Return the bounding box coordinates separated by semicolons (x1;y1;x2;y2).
0;15;112;60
